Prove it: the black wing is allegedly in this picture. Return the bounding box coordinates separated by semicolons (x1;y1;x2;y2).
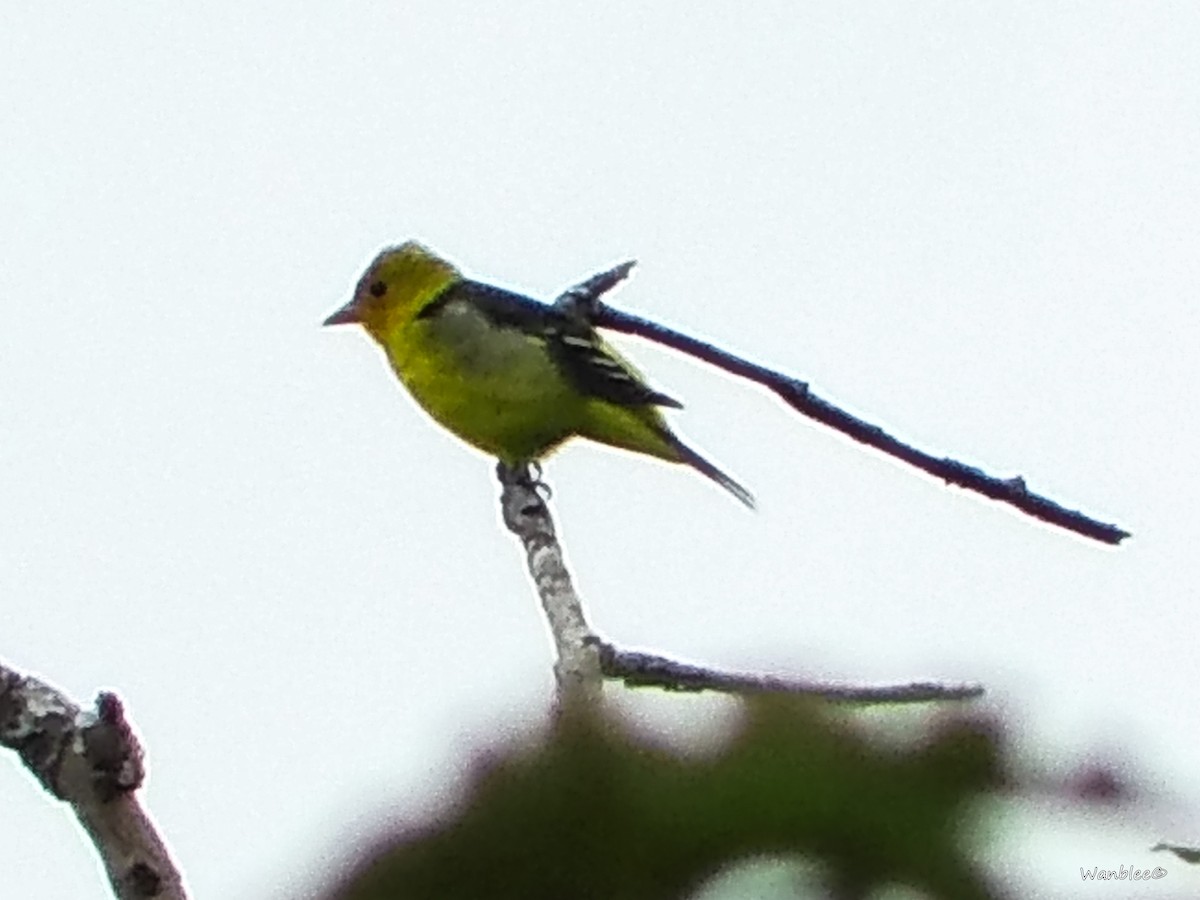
424;280;682;409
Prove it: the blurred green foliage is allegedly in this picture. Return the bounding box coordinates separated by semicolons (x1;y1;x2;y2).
324;699;1002;900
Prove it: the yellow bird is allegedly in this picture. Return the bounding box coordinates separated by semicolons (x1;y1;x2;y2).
323;242;753;507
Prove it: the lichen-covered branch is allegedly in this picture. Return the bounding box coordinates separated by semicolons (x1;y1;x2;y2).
0;660;187;900
496;463;604;702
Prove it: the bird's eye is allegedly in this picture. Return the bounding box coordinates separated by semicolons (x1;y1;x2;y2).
368;280;387;298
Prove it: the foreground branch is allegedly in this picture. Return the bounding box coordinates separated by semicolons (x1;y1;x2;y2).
495;467;981;705
556;261;1130;546
0;660;187;900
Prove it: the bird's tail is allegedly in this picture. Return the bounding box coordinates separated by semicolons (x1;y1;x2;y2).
668;436;755;509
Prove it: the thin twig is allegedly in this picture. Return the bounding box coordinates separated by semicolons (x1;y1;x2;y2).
594;640;983;702
494;468;981;704
0;660;188;900
556;261;1130;546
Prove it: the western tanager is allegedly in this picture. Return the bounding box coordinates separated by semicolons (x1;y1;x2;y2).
323;242;753;507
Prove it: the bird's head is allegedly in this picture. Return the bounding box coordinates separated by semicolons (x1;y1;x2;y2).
323;241;460;339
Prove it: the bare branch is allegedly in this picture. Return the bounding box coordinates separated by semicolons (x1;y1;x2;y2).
495;467;981;705
595;640;983;702
0;660;188;900
556;261;1130;547
496;463;604;703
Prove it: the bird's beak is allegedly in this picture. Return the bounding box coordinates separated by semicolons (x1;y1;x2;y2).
322;299;362;327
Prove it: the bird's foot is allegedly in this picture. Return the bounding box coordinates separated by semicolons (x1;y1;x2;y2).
496;460;553;502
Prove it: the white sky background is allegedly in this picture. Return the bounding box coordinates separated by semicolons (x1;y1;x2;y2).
2;3;1197;897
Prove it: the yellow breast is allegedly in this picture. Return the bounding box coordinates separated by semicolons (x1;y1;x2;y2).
382;299;582;463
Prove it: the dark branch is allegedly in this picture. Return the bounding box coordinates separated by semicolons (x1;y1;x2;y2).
593;639;983;702
556;261;1130;546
